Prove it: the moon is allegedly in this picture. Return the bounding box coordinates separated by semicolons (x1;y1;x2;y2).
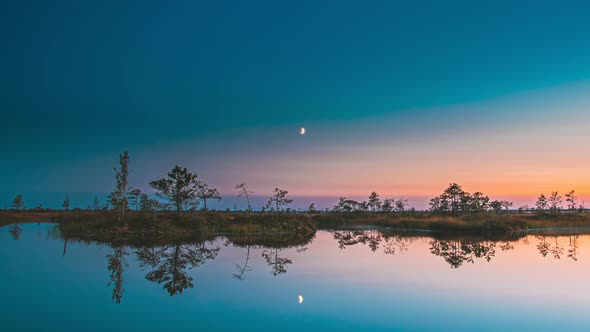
300;127;306;135
298;295;304;304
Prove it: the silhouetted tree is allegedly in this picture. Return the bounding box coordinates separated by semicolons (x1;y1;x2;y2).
381;198;394;212
266;188;293;213
357;201;369;212
149;166;199;217
470;192;490;212
110;151;130;217
334;196;356;212
197;182;221;212
235;182;253;212
128;188;142;211
430;184;505;214
93;196;101;211
368;192;381;212
138;194;156;211
395;198;409;212
565;190;577;211
11;194;25;210
307;203;317;213
536;194;548;211
443;183;465;213
63;194;70;211
548;191;562;212
429;196;442;211
490;200;512;213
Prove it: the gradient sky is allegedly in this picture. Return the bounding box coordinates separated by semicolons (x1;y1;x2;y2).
2;1;590;208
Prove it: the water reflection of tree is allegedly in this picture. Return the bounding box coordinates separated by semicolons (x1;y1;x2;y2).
8;225;22;240
550;237;564;260
536;236;566;260
136;242;220;296
536;236;551;257
228;233;310;278
233;246;252;281
499;241;514;251
358;230;382;252
429;240;497;269
332;230;365;249
332;230;415;255
383;234;415;255
261;248;292;276
568;235;580;261
107;246;128;304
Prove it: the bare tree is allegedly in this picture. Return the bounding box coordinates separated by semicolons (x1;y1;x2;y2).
235;182;253;212
233;247;252;281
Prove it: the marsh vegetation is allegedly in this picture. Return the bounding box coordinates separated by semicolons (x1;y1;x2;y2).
3;151;590;240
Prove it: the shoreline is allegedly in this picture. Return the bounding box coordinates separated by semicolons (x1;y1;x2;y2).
4;210;590;233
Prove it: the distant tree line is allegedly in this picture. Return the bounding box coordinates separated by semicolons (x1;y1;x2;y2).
429;183;513;214
5;152;590;217
332;192;410;213
534;190;584;213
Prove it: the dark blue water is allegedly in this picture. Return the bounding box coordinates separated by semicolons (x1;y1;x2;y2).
1;224;589;331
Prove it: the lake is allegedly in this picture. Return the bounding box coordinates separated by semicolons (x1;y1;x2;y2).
1;223;590;331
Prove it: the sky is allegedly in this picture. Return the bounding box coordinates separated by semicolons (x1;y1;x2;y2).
2;0;590;209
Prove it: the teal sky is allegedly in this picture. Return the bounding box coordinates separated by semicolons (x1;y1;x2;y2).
2;1;590;208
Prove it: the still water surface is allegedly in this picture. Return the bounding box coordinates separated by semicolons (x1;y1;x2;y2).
1;223;590;331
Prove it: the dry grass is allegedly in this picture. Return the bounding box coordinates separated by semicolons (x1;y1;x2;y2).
4;210;590;236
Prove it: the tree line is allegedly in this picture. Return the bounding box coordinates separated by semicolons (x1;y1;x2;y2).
4;152;588;216
107;151;294;217
428;183;513;214
534;190;583;212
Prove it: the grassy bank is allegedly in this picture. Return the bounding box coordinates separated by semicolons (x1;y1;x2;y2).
313;211;590;233
52;210;316;245
0;211;60;226
4;210;590;241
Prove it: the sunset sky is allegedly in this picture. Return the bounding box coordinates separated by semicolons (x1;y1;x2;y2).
2;1;590;209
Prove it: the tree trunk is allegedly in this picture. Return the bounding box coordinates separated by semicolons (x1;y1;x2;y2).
245;192;251;212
